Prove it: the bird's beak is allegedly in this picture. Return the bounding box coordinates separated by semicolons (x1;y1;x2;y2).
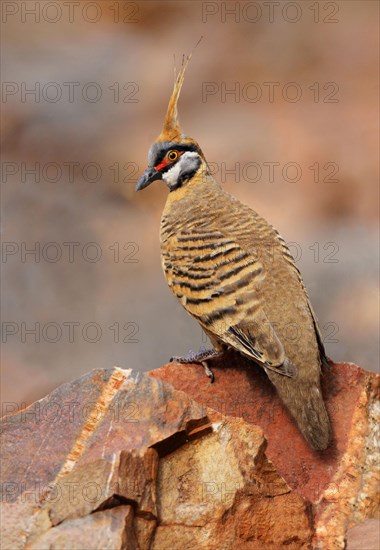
135;167;162;191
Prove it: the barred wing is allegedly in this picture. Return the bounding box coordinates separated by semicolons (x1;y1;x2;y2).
162;228;295;377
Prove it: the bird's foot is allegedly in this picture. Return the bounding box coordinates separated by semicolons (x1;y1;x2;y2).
170;346;220;364
169;346;224;383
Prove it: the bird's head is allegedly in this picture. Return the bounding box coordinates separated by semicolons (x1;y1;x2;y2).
136;50;206;193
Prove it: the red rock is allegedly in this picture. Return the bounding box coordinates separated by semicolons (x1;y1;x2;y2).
0;368;208;549
150;355;380;548
0;360;378;549
154;412;313;549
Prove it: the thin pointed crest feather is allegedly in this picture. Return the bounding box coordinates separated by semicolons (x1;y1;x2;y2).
158;37;203;143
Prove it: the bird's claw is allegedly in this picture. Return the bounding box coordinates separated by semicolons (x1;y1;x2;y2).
169;346;220;383
201;361;215;383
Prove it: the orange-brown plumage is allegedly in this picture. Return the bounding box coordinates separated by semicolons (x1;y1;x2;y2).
136;54;331;451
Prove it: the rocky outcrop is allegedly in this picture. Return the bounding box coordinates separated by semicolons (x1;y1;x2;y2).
152;356;380;549
1;360;379;549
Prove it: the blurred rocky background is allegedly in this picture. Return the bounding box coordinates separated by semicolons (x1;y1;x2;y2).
1;0;379;409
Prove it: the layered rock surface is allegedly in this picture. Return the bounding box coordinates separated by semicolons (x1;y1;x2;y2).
152;356;380;549
1;360;378;549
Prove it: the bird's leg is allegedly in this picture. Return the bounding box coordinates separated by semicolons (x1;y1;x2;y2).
169;346;224;383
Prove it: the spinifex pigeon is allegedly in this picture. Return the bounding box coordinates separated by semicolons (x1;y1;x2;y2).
136;55;331;451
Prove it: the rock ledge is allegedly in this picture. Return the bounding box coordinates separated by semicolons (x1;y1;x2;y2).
1;360;378;549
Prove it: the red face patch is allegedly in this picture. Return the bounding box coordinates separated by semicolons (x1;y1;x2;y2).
155;158;168;171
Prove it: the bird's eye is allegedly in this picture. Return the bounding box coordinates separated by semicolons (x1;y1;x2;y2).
167;150;179;162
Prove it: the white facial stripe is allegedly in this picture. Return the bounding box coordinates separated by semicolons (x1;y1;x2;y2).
162;160;183;187
162;151;199;188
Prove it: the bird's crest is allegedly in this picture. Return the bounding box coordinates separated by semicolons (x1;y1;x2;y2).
157;37;203;144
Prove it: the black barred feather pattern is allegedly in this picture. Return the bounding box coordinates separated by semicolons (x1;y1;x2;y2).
159;169;331;450
162;218;286;370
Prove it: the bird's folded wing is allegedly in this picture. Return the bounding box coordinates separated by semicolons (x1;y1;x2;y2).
163;228;294;377
275;231;328;368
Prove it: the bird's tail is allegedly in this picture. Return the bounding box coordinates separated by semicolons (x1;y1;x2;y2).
266;361;331;451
